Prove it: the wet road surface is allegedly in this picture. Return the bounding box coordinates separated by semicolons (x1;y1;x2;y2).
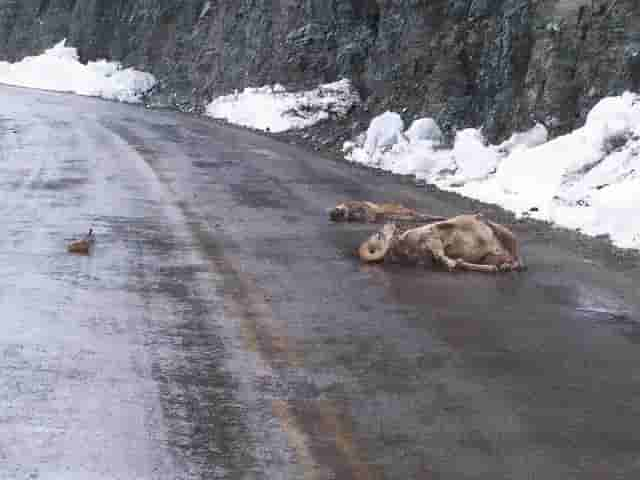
1;85;640;479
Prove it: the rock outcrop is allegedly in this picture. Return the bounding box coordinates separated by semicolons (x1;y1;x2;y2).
0;0;638;141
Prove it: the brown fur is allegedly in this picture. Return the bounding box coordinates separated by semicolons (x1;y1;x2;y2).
358;214;525;273
67;229;95;255
329;200;445;224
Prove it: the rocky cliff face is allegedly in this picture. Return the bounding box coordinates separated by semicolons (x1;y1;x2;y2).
0;0;638;141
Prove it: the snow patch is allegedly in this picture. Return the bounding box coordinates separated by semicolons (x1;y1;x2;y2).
405;118;443;143
0;39;156;103
364;111;405;155
205;79;360;133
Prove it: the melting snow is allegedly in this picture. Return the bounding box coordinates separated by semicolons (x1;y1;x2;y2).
205;79;360;133
0;39;156;103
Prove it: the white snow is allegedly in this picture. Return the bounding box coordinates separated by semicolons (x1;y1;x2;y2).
0;39;156;103
363;111;405;155
344;93;640;250
405;118;443;143
205;78;360;132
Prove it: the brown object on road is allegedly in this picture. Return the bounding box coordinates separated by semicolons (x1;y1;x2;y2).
67;229;95;254
357;214;525;273
329;200;445;223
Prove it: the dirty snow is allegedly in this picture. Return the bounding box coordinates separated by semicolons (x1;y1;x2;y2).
0;39;156;103
205;79;360;132
344;93;640;249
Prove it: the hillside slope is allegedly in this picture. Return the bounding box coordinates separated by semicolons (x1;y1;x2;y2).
0;0;638;141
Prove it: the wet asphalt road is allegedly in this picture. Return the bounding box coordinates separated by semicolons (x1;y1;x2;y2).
1;84;640;480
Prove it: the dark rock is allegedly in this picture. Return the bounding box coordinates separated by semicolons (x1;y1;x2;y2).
623;34;640;91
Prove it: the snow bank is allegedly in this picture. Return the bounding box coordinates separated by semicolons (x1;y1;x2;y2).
0;39;156;103
205;79;360;132
345;113;451;178
344;93;640;249
344;115;547;184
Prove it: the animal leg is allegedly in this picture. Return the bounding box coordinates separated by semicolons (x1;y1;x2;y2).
454;260;498;273
480;253;517;272
422;237;458;271
425;224;499;273
379;214;438;224
486;220;524;269
414;213;448;223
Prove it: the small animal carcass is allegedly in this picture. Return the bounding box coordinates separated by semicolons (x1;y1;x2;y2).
329;200;445;224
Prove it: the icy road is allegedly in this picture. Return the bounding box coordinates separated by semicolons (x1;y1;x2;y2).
1;85;640;480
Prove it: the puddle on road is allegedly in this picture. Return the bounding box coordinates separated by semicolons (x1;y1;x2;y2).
571;283;640;344
574;283;635;322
